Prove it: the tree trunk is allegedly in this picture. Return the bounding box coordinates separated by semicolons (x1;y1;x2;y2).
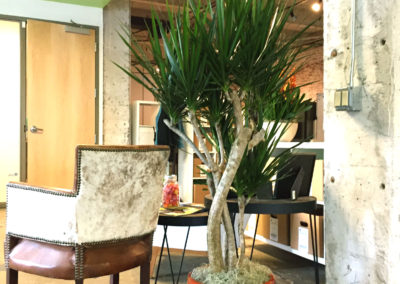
222;204;237;268
211;168;237;268
237;195;246;266
207;127;252;272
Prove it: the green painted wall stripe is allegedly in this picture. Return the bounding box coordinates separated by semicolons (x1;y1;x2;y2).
44;0;111;8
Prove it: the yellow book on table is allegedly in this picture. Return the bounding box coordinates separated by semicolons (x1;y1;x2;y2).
159;205;204;216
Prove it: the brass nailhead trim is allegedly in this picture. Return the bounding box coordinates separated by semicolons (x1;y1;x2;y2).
75;245;84;279
7;233;75;246
77;146;169;153
7;183;76;197
4;234;10;268
7;231;154;248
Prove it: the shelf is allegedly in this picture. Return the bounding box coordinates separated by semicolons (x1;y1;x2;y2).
277;141;324;150
275;142;324;160
244;230;325;265
134;100;160;106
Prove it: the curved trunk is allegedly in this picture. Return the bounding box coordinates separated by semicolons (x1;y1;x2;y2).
207;127;252;272
210;168;236;268
222;204;237;268
237;195;246;266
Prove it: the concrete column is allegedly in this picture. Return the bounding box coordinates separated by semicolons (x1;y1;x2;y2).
324;0;400;282
103;0;131;144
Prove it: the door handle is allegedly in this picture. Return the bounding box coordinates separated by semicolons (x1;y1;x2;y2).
30;125;43;133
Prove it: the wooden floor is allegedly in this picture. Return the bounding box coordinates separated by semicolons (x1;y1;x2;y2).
0;209;324;283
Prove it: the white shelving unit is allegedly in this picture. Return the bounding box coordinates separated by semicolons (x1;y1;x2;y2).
244;229;326;265
277;141;324;149
131;100;160;145
245;141;325;264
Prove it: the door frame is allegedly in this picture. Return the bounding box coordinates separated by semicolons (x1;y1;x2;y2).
0;14;100;183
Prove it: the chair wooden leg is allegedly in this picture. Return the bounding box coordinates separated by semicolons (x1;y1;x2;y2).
140;262;150;284
150;246;161;278
75;279;83;284
6;268;18;284
110;273;119;284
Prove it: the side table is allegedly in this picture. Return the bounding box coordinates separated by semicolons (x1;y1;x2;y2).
155;209;208;284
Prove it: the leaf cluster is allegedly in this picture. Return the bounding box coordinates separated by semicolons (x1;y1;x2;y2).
118;0;316;197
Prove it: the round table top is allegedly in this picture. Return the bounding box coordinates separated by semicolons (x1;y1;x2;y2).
158;210;209;227
204;195;317;215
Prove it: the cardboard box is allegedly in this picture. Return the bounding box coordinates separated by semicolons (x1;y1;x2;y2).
315;93;324;142
193;135;213;152
290;213;324;258
193;184;209;204
255;214;290;246
193;157;202;177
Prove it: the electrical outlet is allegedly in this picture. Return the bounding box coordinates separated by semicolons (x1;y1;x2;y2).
335;86;361;111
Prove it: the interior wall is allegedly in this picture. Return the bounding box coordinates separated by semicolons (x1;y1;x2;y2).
297;46;324;102
0;0;104;195
0;20;20;203
103;0;131;144
296;45;324;142
0;0;103;25
0;0;104;141
324;0;400;282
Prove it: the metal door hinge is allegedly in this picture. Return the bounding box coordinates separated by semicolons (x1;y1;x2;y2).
94;88;97;98
94;42;97;53
21;21;26;29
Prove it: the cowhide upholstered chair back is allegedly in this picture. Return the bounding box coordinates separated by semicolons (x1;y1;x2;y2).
5;145;169;284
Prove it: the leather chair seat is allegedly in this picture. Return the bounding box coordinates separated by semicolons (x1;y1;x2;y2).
8;235;152;280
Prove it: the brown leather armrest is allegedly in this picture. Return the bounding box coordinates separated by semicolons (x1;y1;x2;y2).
7;181;75;196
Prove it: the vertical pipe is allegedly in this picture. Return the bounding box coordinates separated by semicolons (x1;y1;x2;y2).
349;0;356;87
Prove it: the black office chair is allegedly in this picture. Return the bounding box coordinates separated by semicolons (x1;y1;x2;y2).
275;153;316;199
250;153;317;260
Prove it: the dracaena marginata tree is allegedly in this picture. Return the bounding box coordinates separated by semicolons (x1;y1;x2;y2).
118;0;314;281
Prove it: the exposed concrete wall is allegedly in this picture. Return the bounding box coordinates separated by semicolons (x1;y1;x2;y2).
324;0;400;282
103;0;131;144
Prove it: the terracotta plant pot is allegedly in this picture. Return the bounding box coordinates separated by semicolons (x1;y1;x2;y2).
187;272;275;284
187;273;202;284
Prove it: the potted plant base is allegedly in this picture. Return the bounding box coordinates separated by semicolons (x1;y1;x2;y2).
188;260;275;284
188;273;275;284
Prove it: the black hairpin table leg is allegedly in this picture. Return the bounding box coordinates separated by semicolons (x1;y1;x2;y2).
231;213;239;258
309;214;319;284
250;214;260;260
176;226;191;284
155;225;167;284
164;225;176;284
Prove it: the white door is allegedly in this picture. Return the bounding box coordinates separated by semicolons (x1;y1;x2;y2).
0;20;21;203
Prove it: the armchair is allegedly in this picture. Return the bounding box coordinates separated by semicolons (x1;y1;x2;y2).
4;145;169;284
